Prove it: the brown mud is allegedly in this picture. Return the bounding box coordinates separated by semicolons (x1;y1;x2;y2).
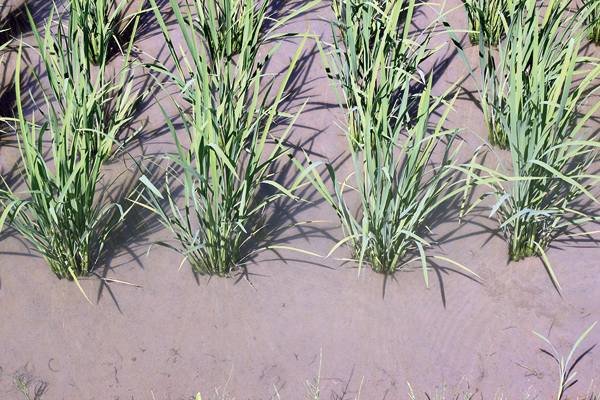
1;0;599;399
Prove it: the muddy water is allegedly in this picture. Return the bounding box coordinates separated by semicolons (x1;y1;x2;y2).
1;1;599;399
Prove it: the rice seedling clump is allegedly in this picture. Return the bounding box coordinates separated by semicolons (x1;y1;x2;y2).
298;0;479;283
461;0;512;46
447;0;600;287
587;0;600;45
135;0;319;276
0;3;143;299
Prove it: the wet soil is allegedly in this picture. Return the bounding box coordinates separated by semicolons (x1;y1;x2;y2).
1;0;600;399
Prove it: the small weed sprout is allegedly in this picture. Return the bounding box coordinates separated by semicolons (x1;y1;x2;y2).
1;372;31;400
408;377;473;400
534;322;597;400
304;350;322;400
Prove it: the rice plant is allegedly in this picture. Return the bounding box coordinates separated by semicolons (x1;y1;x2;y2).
31;1;146;162
453;0;595;149
0;2;143;298
326;0;440;149
330;0;401;48
195;0;267;57
461;0;512;46
445;0;600;287
0;31;13;137
0;42;130;299
298;73;477;281
68;0;143;66
587;0;600;45
304;350;322;400
287;0;480;282
133;0;320;276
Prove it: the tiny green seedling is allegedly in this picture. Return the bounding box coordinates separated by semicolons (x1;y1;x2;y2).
534;321;597;400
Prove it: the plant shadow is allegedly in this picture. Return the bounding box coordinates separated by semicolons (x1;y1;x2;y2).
93;153;183;310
